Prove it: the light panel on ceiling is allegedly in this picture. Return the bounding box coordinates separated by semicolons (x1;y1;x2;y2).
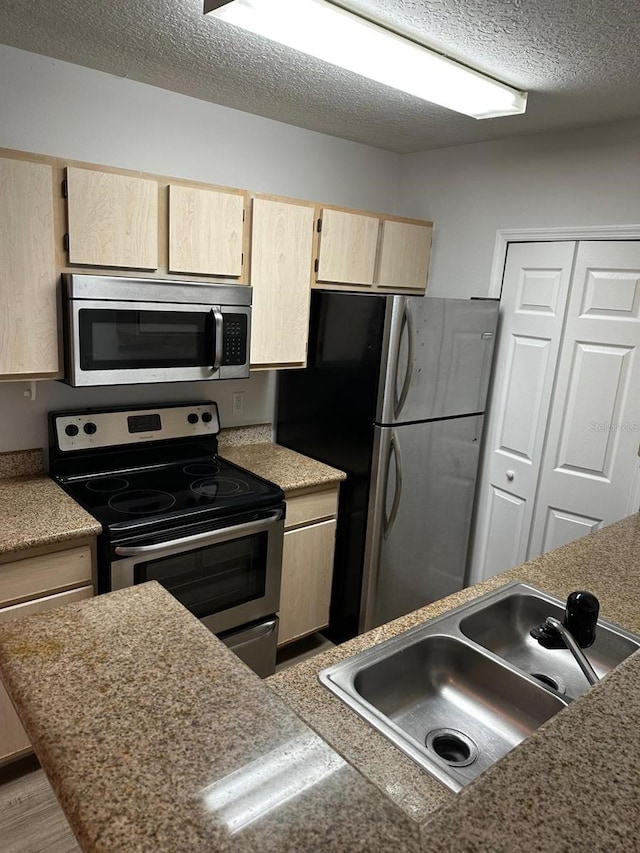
204;0;528;120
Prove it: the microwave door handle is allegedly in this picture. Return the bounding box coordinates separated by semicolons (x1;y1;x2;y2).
211;307;224;372
114;511;281;556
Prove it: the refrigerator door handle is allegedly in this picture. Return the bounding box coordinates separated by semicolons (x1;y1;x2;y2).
394;303;414;420
383;432;403;538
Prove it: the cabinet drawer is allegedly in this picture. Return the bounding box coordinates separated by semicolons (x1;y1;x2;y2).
0;546;93;608
285;487;339;530
0;585;93;625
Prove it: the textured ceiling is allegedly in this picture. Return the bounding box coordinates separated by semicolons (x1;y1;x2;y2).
1;0;639;153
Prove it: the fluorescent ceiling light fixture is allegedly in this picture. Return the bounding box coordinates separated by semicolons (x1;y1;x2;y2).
204;0;527;119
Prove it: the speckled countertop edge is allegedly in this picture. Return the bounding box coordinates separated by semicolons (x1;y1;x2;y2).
0;449;44;479
0;476;101;556
220;442;346;493
218;424;273;448
269;513;640;838
0;582;421;853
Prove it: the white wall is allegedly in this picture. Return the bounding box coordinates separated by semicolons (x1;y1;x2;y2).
0;45;401;452
399;119;640;298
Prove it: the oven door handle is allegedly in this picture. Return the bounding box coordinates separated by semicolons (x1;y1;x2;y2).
114;511;282;557
211;307;224;372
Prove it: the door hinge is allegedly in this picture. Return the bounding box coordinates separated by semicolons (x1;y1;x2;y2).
241;252;244;266
317;218;322;233
314;258;319;273
243;209;246;222
63;233;70;251
61;179;68;198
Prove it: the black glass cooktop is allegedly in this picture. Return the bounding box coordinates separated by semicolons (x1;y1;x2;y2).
56;457;284;532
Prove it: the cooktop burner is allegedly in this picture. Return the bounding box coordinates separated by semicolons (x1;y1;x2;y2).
183;463;221;477
191;477;251;498
108;489;177;515
86;477;130;493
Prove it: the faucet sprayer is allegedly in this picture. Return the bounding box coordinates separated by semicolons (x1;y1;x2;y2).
530;591;600;686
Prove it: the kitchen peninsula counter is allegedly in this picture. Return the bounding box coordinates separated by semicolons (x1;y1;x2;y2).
0;516;639;851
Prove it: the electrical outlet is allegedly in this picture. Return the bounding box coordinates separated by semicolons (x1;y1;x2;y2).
232;391;245;416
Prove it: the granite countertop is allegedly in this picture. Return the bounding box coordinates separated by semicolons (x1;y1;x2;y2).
1;515;639;851
270;513;640;848
0;583;420;852
220;442;346;494
0;450;101;556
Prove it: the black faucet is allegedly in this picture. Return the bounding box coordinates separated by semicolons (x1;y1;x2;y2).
530;591;600;686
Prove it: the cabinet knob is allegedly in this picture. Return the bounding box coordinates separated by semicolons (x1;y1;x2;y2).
506;470;515;481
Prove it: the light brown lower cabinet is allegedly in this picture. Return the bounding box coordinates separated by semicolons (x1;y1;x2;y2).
278;519;336;647
277;482;340;649
0;542;95;765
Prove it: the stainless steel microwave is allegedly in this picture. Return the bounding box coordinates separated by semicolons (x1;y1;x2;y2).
61;275;251;386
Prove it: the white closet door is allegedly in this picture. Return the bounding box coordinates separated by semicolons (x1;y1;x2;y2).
528;241;640;555
470;242;576;581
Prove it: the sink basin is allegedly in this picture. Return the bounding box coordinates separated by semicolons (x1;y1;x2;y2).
459;588;640;700
319;582;640;791
326;633;567;791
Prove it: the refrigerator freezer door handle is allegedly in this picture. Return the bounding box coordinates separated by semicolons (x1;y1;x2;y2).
394;304;414;420
383;433;403;538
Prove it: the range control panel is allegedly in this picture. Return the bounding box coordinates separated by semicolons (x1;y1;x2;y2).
54;402;221;452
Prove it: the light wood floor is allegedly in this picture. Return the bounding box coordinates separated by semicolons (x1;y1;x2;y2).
0;755;80;853
275;631;335;672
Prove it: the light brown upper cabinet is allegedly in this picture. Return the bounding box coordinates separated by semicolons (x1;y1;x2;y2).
314;205;433;293
375;219;432;291
0;156;58;379
315;208;380;285
249;196;315;369
65;167;159;269
169;184;246;277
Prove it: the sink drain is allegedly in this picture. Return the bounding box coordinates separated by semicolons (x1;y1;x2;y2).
530;672;567;694
425;728;478;767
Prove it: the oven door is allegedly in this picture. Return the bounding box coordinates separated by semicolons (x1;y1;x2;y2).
109;508;283;634
66;298;250;386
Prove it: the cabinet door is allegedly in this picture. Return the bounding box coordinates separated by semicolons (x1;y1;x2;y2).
66;167;158;269
169;184;245;276
0;158;58;378
250;197;315;368
0;585;93;763
375;220;432;291
278;519;336;647
316;208;379;285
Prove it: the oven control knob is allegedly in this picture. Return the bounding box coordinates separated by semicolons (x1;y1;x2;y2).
83;422;97;435
187;413;199;424
202;411;213;423
65;424;79;437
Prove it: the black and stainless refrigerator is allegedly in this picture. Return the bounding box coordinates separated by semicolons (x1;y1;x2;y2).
276;291;498;642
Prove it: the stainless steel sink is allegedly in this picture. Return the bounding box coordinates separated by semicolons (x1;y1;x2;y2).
459;587;640;700
319;582;640;791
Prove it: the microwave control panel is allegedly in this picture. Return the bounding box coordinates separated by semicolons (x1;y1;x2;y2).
222;314;248;366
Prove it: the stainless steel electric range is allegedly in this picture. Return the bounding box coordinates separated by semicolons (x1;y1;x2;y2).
48;401;285;677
